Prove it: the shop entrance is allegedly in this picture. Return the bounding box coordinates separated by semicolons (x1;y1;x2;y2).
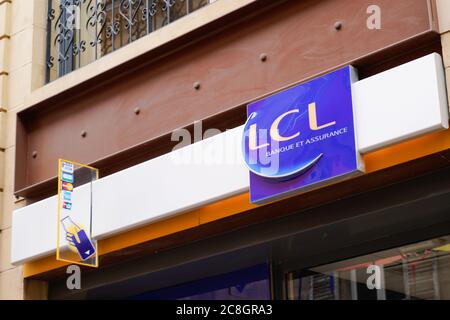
128;264;271;300
48;166;450;300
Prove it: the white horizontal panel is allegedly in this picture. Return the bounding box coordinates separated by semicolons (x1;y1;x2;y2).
11;53;449;265
354;53;449;153
12;196;58;264
92;126;249;239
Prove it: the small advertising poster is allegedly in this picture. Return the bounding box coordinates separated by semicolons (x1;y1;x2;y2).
57;159;99;268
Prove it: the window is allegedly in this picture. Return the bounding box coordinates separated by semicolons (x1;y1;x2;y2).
46;0;213;82
286;235;450;300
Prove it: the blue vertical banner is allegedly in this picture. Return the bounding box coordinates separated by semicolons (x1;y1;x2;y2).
242;66;364;204
57;159;99;268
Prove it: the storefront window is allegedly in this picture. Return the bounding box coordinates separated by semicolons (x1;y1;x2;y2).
286;236;450;300
129;264;271;300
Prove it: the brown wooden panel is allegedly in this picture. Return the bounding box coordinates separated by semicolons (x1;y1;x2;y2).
16;0;439;197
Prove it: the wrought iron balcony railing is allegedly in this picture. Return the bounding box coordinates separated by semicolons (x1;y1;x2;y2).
46;0;212;83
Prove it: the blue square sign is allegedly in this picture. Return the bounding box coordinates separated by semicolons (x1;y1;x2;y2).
242;66;364;204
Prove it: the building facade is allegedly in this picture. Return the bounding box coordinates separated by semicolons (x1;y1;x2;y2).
0;0;450;300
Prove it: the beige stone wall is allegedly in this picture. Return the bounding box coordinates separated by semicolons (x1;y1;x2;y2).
0;0;47;300
438;0;450;112
444;32;450;109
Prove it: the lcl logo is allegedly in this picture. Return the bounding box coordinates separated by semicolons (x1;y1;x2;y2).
242;99;340;181
247;102;336;151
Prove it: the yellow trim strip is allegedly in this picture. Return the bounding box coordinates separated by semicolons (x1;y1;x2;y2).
24;128;450;278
